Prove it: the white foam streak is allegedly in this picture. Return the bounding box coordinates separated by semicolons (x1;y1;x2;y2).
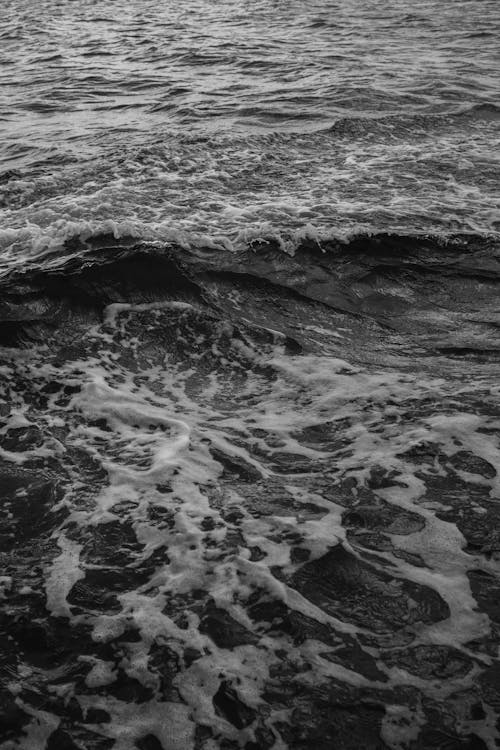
45;535;84;618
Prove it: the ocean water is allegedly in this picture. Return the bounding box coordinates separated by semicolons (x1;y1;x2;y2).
1;1;500;749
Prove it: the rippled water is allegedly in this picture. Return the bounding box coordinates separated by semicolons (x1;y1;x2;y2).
2;0;499;142
0;0;499;270
1;2;500;750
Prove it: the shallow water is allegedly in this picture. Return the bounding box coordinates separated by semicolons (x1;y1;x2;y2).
1;1;500;749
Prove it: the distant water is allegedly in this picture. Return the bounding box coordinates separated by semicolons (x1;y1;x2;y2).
1;2;500;749
0;0;499;272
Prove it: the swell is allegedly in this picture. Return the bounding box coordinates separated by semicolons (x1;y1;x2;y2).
2;102;498;187
329;102;500;137
1;231;499;363
3;229;499;289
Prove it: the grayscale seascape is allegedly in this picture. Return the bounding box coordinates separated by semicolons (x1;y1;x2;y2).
0;1;499;748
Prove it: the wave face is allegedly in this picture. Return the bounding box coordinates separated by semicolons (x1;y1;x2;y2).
1;0;500;748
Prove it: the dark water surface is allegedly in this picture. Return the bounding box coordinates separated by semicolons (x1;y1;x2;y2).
1;1;500;749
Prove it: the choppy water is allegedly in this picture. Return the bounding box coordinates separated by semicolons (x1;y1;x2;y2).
1;1;500;749
1;0;500;268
